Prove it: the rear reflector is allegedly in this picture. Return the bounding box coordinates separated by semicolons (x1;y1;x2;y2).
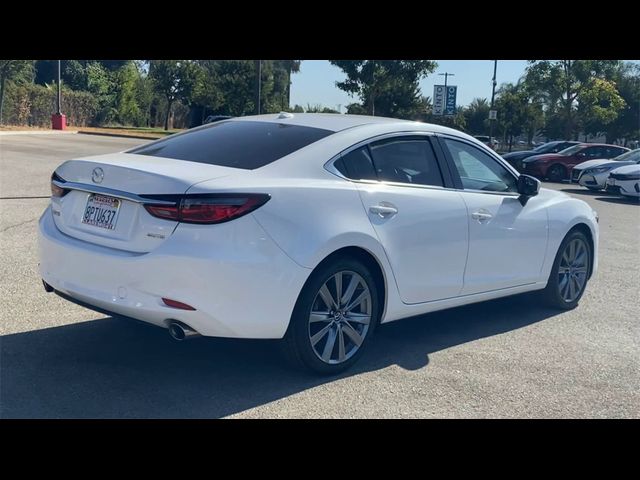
144;193;270;224
162;298;196;311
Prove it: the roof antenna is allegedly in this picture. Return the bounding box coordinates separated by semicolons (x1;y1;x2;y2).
278;112;294;119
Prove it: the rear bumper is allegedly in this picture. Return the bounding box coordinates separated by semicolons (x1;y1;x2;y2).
38;206;311;338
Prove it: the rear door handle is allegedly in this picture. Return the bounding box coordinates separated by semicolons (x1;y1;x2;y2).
369;204;398;217
471;210;493;222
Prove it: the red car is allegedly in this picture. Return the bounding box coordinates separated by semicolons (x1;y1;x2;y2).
520;143;629;182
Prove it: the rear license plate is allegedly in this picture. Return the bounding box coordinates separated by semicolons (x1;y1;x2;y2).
81;194;121;230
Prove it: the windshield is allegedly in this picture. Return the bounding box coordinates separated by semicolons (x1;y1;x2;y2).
614;149;640;162
558;144;585;156
533;142;559;153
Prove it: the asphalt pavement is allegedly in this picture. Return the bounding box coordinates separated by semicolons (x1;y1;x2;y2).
1;133;638;418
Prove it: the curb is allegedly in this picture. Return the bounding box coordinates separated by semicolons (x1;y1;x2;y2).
76;131;161;140
0;130;78;136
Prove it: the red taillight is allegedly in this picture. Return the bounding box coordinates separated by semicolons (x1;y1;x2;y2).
144;194;270;224
162;298;196;310
51;172;69;197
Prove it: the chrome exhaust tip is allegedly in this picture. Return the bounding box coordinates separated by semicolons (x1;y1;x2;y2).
168;321;200;341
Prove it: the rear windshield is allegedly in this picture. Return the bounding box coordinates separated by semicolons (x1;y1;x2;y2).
128;120;333;169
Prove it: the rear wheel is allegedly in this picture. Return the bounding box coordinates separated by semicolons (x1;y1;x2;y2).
282;257;380;375
547;164;567;182
541;230;591;309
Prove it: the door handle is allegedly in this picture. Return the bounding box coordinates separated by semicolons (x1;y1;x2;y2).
369;204;398;217
471;210;493;222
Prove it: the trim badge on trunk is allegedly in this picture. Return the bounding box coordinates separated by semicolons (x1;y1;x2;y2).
92;168;104;184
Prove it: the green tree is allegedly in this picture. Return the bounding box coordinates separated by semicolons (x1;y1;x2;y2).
149;60;200;130
602;63;640;144
0;60;34;124
330;60;437;118
464;98;490;135
114;62;142;125
86;61;117;124
213;60;256;116
525;60;624;139
305;104;339;113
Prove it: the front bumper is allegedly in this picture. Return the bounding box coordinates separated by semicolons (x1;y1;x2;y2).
520;162;546;177
38;206;311;338
578;173;607;189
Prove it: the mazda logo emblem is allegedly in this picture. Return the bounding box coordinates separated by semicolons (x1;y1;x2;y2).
92;167;104;184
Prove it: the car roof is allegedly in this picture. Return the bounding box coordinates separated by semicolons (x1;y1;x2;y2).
231;112;426;133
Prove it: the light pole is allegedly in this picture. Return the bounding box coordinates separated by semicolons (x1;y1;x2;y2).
438;71;455;88
489;60;498;144
256;60;262;115
56;60;61;115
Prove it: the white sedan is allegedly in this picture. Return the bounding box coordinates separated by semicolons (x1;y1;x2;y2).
572;149;640;190
39;114;599;374
605;164;640;198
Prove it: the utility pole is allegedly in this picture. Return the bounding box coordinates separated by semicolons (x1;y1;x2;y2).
489;60;498;144
337;104;342;114
56;60;61;115
438;72;455;88
255;60;262;115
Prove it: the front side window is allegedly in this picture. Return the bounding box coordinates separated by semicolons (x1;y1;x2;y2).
583;146;605;158
443;138;518;193
368;137;443;187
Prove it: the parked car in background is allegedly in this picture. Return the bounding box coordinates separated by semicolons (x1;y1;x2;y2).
473;135;499;150
503;141;580;171
521;143;630;182
572;149;640;190
605;164;640;198
204;115;232;124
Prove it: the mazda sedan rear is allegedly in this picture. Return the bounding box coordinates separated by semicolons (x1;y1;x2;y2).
39;113;599;374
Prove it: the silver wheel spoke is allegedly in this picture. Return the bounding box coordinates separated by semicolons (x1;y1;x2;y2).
345;312;371;324
334;273;343;308
559;275;570;299
568;275;577;300
341;274;359;307
337;327;346;362
341;321;363;347
319;284;338;311
310;311;332;323
310;323;332;346
345;289;371;313
322;327;337;362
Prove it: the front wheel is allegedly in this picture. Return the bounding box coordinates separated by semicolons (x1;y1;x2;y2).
540;230;591;309
282;257;380;375
547;164;567;182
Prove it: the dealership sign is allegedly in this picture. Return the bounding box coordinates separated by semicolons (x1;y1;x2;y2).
444;86;457;115
433;85;445;116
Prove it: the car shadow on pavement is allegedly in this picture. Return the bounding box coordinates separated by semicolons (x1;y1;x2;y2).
0;293;562;418
595;196;640;205
560;188;605;196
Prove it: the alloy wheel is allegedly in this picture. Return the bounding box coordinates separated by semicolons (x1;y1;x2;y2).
308;271;372;364
558;238;589;303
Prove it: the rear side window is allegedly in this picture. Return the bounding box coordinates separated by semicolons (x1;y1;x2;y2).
335;146;377;180
128;120;333;170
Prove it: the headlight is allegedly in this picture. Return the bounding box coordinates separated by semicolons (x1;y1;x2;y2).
587;166;614;174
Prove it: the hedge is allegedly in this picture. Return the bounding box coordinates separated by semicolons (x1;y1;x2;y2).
2;83;97;127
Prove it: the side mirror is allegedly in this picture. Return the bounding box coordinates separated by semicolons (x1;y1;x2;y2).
517;174;540;205
576;152;586;158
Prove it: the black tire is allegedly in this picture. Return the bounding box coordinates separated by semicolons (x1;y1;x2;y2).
540;230;592;310
547;164;567;182
282;256;381;375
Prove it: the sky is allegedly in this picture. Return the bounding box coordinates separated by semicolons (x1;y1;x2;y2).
289;60;530;112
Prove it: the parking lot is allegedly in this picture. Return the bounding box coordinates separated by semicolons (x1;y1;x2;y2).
1;133;638;418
